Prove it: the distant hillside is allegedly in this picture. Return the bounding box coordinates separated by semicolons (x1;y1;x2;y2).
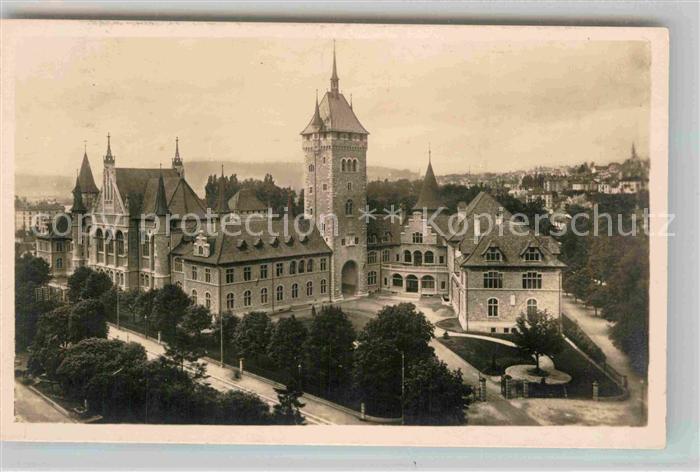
15;162;419;200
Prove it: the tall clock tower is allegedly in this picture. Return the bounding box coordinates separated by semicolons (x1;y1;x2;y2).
300;44;369;300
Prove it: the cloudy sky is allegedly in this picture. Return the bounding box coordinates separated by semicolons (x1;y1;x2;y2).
14;29;650;179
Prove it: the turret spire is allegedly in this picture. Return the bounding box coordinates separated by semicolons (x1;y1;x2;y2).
330;40;339;94
104;132;114;164
71;175;86;214
215;165;229;215
154;165;169;216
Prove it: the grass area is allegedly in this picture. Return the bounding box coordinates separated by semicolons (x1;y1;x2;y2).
438;336;533;376
438;335;624;398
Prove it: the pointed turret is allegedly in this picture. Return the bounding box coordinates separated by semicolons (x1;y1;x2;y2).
330;40;339;94
71;175;87;214
78;148;99;194
215;166;229;215
104;133;115;165
631;142;639;160
154;169;169;216
413;148;445;211
172;136;185;177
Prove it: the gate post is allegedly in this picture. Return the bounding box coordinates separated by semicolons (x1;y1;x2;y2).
592;380;599;401
479;377;487;401
522;381;529;398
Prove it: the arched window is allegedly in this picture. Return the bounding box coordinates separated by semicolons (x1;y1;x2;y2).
226;293;234;309
205;292;211;309
527;299;538;315
413;251;423;266
487;298;499;317
406;275;419;293
421;275;435;289
403;250;412;263
341;159;346;172
352;159;357;172
309;164;315;172
290;260;297;275
244;290;252;307
424;251;434;264
307;259;313;272
260;288;268;304
292;283;299;299
191;289;198;305
368;271;377;285
56;257;63;269
345;199;353;215
298;259;305;274
95;228;104;253
320;279;327;294
392;274;403;287
306;281;313;296
276;285;284;301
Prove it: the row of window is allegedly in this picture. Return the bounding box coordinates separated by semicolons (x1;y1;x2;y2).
311;181;354;195
303;132;366;141
93;229;127;256
37;241;68;252
193;279;328;309
487;298;538;317
483;271;543;289
182;258;329;283
340;158;360;172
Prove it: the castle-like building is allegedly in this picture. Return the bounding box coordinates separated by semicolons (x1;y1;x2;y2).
37;48;564;333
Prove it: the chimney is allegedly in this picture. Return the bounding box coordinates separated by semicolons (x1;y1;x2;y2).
473;214;481;243
496;207;504;226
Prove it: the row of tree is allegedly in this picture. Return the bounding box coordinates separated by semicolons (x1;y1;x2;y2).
558;196;649;375
204;173;303;215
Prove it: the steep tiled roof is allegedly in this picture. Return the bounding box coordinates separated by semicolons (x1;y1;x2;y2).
115;168;206;216
413;160;445;211
301;91;368;135
78;153;99;194
228;188;267;213
172;218;331;264
445;191;563;268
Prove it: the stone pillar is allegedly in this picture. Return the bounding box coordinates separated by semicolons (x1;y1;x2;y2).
239;358;245;375
360;402;366;421
592;380;599;401
479;377;487;401
522;381;529;398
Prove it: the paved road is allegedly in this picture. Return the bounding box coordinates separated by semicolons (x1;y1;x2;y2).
14;380;75;423
108;325;364;425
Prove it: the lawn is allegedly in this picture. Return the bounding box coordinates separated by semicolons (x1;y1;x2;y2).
438;335;624;398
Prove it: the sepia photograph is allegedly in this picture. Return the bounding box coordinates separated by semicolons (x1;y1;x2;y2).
1;20;668;448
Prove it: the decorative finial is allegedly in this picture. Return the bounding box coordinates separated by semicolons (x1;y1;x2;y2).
330;40;339;93
428;143;432;163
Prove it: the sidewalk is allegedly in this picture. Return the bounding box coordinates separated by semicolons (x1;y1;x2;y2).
108;324;364;425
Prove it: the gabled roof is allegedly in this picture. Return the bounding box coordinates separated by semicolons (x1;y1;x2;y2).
301;91;368;135
172;218;331;264
228;188;267;213
413;160;445;211
78;152;99;194
114;168;206;216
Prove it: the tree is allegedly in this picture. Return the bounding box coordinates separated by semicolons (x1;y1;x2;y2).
403;358;470;425
56;338;147;404
67;266;94;302
267;315;308;376
273;382;306;425
232;311;273;362
353;303;435;416
512;310;564;375
302;305;356;398
68;299;108;343
134;289;157;335
217;390;274;425
151;284;192;340
27;305;72;377
15;253;54;351
80;271;113;300
164;304;212;375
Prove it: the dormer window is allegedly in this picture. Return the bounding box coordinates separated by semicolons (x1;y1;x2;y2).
524;247;542;261
485;247;503;262
193;231;211;257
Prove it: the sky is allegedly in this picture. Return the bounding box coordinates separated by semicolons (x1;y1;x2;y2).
14;33;650;180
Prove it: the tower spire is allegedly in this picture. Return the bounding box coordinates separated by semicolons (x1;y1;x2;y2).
330;40;339;94
154;165;169;216
172;136;185;177
104;132;114;164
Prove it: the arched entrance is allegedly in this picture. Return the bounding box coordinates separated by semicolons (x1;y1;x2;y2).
341;260;358;296
406;275;419;293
